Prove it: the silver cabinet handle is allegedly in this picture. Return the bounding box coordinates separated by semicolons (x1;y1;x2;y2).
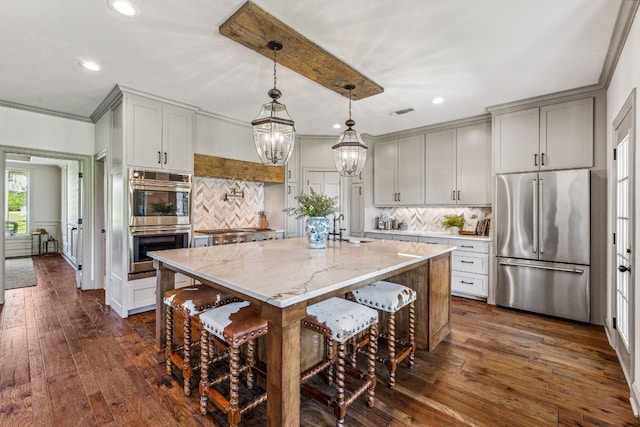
460;245;474;248
457;190;461;200
541;153;545;166
534;153;538;166
359;187;362;195
461;280;474;285
288;185;291;195
539;178;544;254
397;192;400;202
288;170;291;179
532;179;538;254
164;152;168;165
499;260;584;274
460;260;474;264
157;151;161;164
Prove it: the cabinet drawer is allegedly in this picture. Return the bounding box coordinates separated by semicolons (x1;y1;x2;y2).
452;251;488;274
418;236;449;245
448;239;489;253
452;271;487;297
393;235;418;242
365;232;394;240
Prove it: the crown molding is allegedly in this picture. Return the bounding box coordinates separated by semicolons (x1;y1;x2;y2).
368;113;491;143
0;99;92;123
600;0;639;89
485;84;604;115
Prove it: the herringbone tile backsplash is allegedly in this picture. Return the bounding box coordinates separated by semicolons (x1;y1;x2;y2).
192;177;264;231
376;206;492;232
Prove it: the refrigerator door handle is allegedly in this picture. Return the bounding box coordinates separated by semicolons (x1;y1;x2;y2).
539;178;544;254
499;260;584;274
532;179;538;253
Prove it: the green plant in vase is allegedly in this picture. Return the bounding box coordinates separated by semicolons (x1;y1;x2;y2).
440;214;464;234
284;188;338;249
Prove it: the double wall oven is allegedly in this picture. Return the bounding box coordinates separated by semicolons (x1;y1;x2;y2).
128;169;191;279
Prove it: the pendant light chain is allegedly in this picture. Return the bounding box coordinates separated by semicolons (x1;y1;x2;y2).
348;87;352;121
272;46;278;91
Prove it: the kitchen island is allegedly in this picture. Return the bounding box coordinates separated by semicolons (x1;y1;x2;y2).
150;237;454;427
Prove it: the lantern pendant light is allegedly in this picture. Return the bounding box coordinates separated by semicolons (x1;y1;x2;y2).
332;84;368;177
252;41;295;166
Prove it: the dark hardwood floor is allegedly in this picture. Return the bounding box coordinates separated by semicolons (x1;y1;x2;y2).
1;254;638;426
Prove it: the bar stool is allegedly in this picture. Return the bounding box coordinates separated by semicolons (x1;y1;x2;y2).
163;285;239;396
199;301;268;427
349;280;416;388
300;297;378;427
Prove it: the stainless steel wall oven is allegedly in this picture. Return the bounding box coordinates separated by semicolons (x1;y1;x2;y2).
129;225;190;278
129;169;191;227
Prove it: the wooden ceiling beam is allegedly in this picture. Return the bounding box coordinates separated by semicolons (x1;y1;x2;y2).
219;1;384;100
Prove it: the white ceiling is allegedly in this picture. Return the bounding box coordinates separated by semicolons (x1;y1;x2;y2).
0;0;622;136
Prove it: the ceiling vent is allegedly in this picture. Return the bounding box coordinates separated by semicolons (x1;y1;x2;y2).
389;107;415;116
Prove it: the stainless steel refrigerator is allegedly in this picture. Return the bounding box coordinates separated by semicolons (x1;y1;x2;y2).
496;169;590;322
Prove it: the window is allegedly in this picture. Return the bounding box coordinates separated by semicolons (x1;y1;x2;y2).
6;170;29;236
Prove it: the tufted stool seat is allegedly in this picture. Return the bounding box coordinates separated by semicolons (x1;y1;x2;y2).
350;280;417;388
300;297;378;427
199;301;268;427
163;285;239;396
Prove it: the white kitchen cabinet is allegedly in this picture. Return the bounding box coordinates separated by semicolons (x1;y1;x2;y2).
286;182;301;237
374;135;425;206
493;98;593;173
350;183;364;236
539;98;593;171
448;238;489;298
126;95;194;173
424;122;491;205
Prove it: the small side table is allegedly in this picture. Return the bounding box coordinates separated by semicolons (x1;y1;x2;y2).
44;238;58;256
31;230;47;256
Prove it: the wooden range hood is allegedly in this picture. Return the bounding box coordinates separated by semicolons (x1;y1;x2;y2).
194;154;285;183
219;1;383;100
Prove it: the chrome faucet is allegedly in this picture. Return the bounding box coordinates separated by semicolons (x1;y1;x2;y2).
330;214;346;241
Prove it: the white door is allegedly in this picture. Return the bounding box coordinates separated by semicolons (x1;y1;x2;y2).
613;92;634;379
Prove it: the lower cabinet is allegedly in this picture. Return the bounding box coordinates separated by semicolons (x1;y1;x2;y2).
418;236;490;299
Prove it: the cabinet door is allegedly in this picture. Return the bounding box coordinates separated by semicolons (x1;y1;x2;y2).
374;140;398;206
162;106;194;172
350;183;364;235
126;96;163;169
457;122;491;205
396;135;425;205
493;107;539;173
540;98;593;171
425;129;456;205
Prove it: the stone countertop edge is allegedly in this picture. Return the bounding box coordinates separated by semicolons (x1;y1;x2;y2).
149;241;455;309
364;229;492;242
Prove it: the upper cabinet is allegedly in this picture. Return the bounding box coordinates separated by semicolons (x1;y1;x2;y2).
425;122;491;205
126;95;194;173
493;97;593;173
374;135;425;206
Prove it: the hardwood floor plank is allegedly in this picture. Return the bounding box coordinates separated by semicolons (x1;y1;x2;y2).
1;256;637;426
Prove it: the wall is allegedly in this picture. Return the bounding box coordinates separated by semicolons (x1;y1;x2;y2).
0;106;94;155
606;6;640;414
5;161;61;258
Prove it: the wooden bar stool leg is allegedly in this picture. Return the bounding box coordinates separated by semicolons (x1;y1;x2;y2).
183;315;192;396
199;329;210;416
327;337;335;385
409;302;416;368
350;336;358;368
388;311;397;388
228;345;241;427
367;323;378;407
335;340;346;427
246;339;255;389
165;305;174;376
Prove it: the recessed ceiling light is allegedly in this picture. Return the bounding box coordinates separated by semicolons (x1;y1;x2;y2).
432;97;444;105
108;0;139;17
332;123;341;129
80;60;102;72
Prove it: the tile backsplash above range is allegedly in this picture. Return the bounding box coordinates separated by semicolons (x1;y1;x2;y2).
192;177;264;230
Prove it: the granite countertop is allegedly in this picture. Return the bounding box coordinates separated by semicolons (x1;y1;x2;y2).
149;237;455;308
364;229;492;242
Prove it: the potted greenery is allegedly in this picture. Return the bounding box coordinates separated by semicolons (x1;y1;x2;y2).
440;213;465;234
284;188;338;249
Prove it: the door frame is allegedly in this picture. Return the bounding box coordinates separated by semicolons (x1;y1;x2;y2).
0;145;94;304
609;89;636;405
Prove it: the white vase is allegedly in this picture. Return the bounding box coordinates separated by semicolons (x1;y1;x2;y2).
448;226;460;235
307;217;331;249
